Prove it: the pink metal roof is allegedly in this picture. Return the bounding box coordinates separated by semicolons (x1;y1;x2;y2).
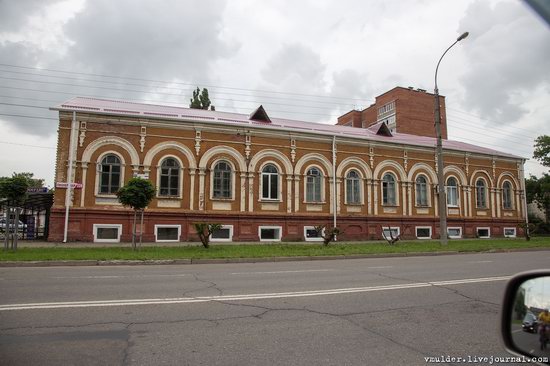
51;96;522;160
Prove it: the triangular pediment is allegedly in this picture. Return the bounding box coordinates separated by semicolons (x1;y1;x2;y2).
376;122;393;137
249;105;271;123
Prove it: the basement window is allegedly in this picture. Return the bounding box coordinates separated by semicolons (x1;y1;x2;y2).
304;226;323;242
504;227;516;238
476;227;491;239
415;226;432;240
447;227;462;239
155;225;181;242
210;225;233;242
93;224;122;243
259;226;282;242
382;227;400;240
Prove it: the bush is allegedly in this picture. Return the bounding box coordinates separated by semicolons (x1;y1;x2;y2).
314;225;341;246
193;223;222;248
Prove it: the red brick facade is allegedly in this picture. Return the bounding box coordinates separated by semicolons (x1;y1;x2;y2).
337;86;448;139
49;93;526;243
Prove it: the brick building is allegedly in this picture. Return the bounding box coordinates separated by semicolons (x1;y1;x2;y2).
49;87;527;243
336;86;448;139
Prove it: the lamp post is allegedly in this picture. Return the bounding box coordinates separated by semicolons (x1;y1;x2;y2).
434;31;469;245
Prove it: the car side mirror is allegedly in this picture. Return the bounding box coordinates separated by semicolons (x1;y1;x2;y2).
502;271;550;365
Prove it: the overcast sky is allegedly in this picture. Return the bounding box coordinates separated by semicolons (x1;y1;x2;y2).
0;0;548;187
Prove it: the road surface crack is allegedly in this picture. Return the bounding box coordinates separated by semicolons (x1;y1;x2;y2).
181;273;224;297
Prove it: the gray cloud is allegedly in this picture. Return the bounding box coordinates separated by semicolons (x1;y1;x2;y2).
256;43;372;123
62;0;236;82
0;0;63;33
458;0;550;124
260;43;326;93
0;0;238;136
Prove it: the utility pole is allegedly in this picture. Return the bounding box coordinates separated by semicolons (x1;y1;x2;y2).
434;31;469;245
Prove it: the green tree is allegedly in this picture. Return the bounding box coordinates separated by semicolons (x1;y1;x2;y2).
193;222;222;248
534;135;550;168
116;178;156;250
526;174;550;224
0;176;29;252
189;87;215;111
514;286;527;320
0;176;29;204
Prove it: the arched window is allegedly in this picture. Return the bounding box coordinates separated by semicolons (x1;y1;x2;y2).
415;175;428;206
446;177;458;207
213;161;232;199
159;158;180;196
503;181;513;209
261;164;279;200
99;154;121;194
306;167;322;202
382;173;396;205
476;179;487;208
346;170;361;204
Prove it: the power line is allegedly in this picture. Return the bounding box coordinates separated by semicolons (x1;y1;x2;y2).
0;62;374;104
447;113;537;141
447;119;535;148
447;106;546;136
0;75;351;113
0;141;55;149
0;112;57;121
0;90;336;118
0;91;539;147
0;99;536;157
0;68;361;108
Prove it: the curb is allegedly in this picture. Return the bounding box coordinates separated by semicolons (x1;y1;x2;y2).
1;247;549;267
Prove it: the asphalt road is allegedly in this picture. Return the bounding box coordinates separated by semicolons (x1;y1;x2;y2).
1;251;549;366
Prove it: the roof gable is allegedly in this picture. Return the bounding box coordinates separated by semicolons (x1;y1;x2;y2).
249;105;271;123
367;122;393;137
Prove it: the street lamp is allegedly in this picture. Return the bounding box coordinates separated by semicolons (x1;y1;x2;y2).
434;31;469;245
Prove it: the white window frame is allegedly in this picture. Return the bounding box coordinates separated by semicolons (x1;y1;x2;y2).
381;171;399;206
259;162;282;202
475;177;488;209
415;174;430;207
157;155;183;199
258;226;282;242
154;224;181;242
503;227;517;238
476;227;491;239
446;176;459;208
303;165;325;203
447;227;462;239
415;226;432;240
210;159;236;201
344;168;363;205
210;225;234;242
382;227;400;240
502;181;514;210
304;225;324;242
95;151;125;197
93;224;122;243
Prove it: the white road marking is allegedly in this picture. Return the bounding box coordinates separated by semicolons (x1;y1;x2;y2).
52;274;187;279
230;269;334;275
0;275;511;312
468;261;493;264
511;329;523;334
367;266;393;269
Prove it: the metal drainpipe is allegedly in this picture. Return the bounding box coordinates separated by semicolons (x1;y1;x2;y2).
520;159;530;239
63;111;78;243
332;136;337;231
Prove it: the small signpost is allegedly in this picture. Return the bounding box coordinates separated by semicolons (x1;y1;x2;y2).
27;187;49;193
56;182;83;189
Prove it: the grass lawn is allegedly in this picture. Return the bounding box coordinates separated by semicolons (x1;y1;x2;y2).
1;237;550;262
